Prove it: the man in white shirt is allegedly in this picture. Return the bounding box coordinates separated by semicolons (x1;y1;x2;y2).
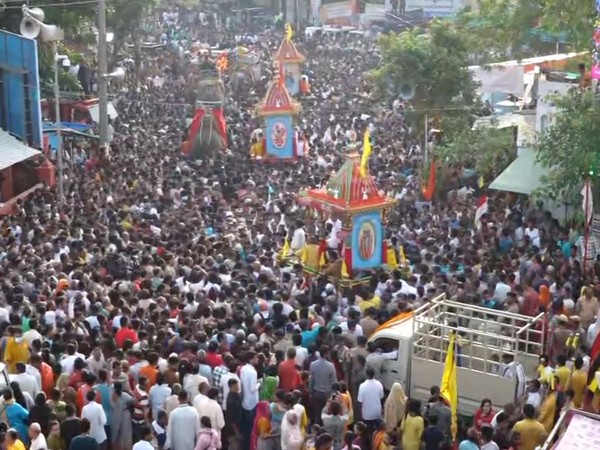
357;367;384;423
28;422;47;450
219;370;240;411
15;363;39;398
133;424;156;450
22;320;42;348
166;391;201;450
60;343;86;375
240;352;261;449
81;390;107;445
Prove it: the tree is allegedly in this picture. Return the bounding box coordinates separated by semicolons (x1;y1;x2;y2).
535;89;600;207
456;0;594;62
371;19;478;121
107;0;159;70
436;116;515;177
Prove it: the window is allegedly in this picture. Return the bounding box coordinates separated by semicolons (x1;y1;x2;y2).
540;114;549;134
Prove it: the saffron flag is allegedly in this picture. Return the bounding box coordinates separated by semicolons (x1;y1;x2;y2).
475;195;488;228
360;128;372;177
440;332;458;443
285;22;293;41
216;52;229;73
421;159;436;201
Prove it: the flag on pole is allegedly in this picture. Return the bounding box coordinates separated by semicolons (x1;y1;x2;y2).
300;245;309;265
475;195;488;228
386;247;398;269
582;180;594;225
399;245;407;265
285;22;293;41
440;332;458;444
360;128;372;177
279;238;290;259
421;159;436;201
216;52;229;72
341;259;349;278
319;251;326;268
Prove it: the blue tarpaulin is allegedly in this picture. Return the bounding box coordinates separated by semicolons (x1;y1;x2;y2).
42;122;93;133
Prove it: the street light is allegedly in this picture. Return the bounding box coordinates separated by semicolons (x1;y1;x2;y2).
20;6;66;208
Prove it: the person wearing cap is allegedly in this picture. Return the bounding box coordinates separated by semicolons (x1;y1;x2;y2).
576;286;599;333
548;314;570;363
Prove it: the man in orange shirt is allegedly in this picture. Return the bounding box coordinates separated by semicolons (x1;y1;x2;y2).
30;354;54;397
278;347;301;392
139;352;159;389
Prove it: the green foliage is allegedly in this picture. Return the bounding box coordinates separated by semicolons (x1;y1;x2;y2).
535;90;600;204
107;0;159;67
436;115;515;176
0;0;97;36
37;44;82;97
457;0;594;61
372;20;477;111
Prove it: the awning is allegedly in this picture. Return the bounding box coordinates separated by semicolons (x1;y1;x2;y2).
0;130;41;171
489;148;548;195
88;102;118;123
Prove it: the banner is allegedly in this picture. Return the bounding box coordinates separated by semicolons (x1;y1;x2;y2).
320;0;357;25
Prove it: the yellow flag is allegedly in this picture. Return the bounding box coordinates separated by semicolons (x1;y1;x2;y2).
279;238;290;259
386;248;398;269
285;23;293;41
319;251;326;268
300;246;309;265
440;333;458;442
478;175;485;189
341;259;349;278
399;245;407;265
360;128;372;177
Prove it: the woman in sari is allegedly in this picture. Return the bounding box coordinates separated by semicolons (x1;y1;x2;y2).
260;368;279;402
383;383;407;434
338;383;354;427
270;391;287;445
281;411;304;450
1;390;29;447
111;382;134;450
371;422;390;450
251;400;276;450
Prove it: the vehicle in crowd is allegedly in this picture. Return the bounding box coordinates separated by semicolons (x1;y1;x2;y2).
368;294;546;414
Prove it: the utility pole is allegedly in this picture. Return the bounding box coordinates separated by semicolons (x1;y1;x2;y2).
98;0;108;146
52;43;64;209
424;114;428;163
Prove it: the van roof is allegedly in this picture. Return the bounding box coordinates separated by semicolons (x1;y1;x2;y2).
370;316;414;340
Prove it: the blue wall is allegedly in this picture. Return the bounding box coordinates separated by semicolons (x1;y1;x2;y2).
0;31;42;147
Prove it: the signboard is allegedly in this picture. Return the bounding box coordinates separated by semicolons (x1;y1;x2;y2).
0;30;42;148
320;0;358;25
364;3;388;22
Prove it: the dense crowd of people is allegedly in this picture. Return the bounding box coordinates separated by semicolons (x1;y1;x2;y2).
1;4;600;450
